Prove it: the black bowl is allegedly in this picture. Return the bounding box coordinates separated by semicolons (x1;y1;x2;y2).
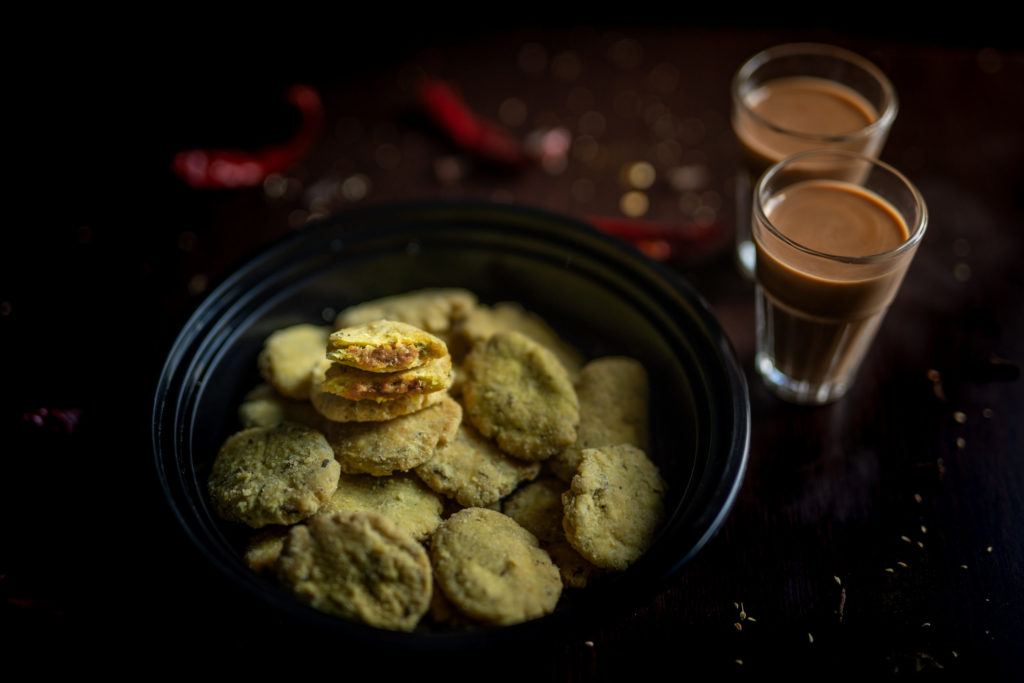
152;199;749;652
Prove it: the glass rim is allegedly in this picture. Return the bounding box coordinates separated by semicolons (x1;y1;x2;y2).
754;149;928;265
732;42;899;144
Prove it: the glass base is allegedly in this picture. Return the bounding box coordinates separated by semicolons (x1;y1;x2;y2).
755;351;852;406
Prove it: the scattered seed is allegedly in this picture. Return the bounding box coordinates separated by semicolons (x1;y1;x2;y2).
834;575;842;585
885;567;894;573
956;437;966;449
746;617;756;623
921;525;928;534
897;561;909;568
808;633;814;644
584;640;594;647
961;564;968;569
953;411;967;424
901;535;912;544
922;622;931;628
917;541;925;549
734;622;743;631
987;546;993;552
735;659;743;666
914;493;923;504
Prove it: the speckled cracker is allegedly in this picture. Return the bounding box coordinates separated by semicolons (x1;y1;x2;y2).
562;444;666;571
243;527;290;573
430;507;562;625
448;301;583;378
327;319;449;373
334;288;478;335
415;421;541;508
257;324;330;399
310;358;449;423
319;352;453;401
237;383;326;431
462;331;579;461
315;472;444;542
324;394;461;476
502;478;600;589
276;510;432;631
208;422;340;528
549;357;650;483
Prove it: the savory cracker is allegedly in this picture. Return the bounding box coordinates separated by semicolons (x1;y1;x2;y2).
415;421;542;508
315;472;444;541
327;319;448;373
448;301;583;378
462;331;579;461
319;353;453;401
243;527;290;573
276;510;432;631
430;507;562;625
257;324;330;399
549;357;650;483
562;444;666;571
334;288;477;334
502;478;600;589
324;394;461;476
310;358;448;423
207;422;340;528
237;383;326;431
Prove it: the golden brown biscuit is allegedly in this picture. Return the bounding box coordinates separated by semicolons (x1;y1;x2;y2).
430;507;562;625
462;331;579;461
324;394;461;476
502;478;600;589
315;472;444;542
334;288;477;334
243;527;290;573
257;324;330;399
415;421;542;508
237;383;326;431
549;357;650;483
562;444;666;571
276;511;432;631
327;319;449;373
448;301;583;378
207;422;340;528
310;358;449;423
319;352;453;401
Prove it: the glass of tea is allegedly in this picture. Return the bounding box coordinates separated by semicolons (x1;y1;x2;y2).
732;43;898;278
752;150;927;405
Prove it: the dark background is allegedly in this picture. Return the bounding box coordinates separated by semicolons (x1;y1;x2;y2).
4;15;1022;678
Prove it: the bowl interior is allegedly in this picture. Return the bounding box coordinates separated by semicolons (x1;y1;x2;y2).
153;200;749;649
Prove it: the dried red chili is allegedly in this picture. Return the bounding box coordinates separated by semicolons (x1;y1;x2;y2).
172;84;324;189
416;78;531;168
585;215;725;262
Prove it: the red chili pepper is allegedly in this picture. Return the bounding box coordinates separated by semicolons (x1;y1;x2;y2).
172;84;324;189
417;78;532;168
585;215;727;262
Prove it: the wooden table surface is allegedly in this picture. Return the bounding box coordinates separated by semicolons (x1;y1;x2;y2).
5;22;1021;679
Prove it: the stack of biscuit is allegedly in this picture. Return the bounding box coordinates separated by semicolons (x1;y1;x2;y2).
207;287;667;632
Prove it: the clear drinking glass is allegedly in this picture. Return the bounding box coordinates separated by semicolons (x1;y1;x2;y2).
732;43;898;278
753;150;927;405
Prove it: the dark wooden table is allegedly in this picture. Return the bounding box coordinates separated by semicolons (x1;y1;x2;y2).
5;22;1021;678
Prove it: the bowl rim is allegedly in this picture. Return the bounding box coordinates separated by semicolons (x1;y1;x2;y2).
151;198;750;649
